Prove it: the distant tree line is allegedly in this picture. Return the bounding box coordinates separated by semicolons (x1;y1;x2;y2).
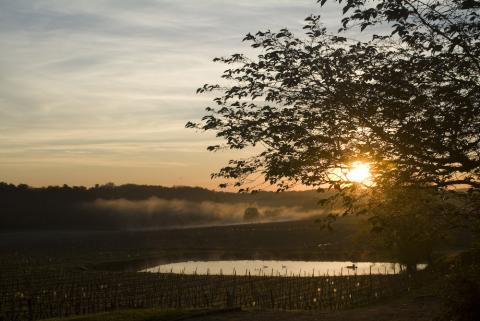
0;182;325;230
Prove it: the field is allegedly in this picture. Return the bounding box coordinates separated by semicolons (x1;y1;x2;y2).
0;219;449;321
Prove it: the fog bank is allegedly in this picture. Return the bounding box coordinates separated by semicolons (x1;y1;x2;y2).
88;197;326;228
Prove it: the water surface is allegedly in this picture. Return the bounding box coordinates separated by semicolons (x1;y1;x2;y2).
142;260;427;276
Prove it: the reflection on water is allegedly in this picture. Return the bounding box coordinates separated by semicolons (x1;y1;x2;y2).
142;260;427;276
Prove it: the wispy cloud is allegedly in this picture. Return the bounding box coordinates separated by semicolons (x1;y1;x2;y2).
0;0;342;187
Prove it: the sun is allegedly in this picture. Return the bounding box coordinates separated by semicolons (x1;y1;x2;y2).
346;162;371;183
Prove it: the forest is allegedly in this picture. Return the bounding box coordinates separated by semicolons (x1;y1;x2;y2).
0;182;328;230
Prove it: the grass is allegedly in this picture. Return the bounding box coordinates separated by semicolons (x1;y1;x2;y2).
39;308;202;321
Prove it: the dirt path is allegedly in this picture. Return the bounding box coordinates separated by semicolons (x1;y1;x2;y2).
183;295;441;321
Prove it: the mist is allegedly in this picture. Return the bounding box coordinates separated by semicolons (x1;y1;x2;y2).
88;197;326;229
0;183;330;230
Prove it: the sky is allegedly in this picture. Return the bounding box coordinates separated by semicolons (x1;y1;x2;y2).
0;0;343;188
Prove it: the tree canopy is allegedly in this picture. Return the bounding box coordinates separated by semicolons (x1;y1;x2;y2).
188;0;480;193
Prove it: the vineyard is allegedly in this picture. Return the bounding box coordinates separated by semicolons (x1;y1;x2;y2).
0;222;435;321
0;261;426;321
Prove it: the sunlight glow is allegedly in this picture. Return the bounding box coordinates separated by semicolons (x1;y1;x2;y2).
346;162;371;183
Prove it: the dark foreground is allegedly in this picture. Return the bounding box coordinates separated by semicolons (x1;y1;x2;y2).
190;295;440;321
40;295;440;321
0;219;462;321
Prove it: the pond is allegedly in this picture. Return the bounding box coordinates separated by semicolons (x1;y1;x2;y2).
141;260;427;277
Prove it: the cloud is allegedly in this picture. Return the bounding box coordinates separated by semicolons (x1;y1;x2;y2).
0;0;344;186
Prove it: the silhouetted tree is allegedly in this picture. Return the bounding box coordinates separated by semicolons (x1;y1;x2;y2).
243;207;261;221
188;0;479;193
188;2;480;318
369;186;458;271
